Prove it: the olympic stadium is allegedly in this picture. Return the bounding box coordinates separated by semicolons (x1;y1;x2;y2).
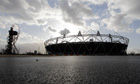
44;31;129;55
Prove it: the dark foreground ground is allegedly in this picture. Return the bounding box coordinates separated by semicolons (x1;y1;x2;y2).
0;56;140;84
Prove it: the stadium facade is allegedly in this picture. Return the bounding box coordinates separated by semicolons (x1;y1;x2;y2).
44;31;129;55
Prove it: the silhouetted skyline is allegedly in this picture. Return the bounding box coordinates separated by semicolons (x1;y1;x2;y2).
0;0;140;54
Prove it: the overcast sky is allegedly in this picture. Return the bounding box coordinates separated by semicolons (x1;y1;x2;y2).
0;0;140;54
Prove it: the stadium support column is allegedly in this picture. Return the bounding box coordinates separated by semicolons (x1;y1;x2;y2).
109;34;112;42
97;31;103;42
56;38;58;44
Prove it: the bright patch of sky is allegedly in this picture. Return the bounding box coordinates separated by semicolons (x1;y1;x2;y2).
47;0;58;8
88;3;109;18
0;0;140;54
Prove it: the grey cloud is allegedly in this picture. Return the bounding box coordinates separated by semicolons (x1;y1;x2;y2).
107;0;140;19
43;25;57;32
81;0;106;5
0;0;33;20
59;0;93;26
26;0;49;12
102;13;134;32
121;0;140;19
100;0;140;33
0;0;26;12
0;0;50;27
136;28;140;34
60;28;70;35
37;19;47;25
48;26;57;32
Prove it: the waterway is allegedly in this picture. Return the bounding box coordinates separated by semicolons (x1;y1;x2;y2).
0;56;140;84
